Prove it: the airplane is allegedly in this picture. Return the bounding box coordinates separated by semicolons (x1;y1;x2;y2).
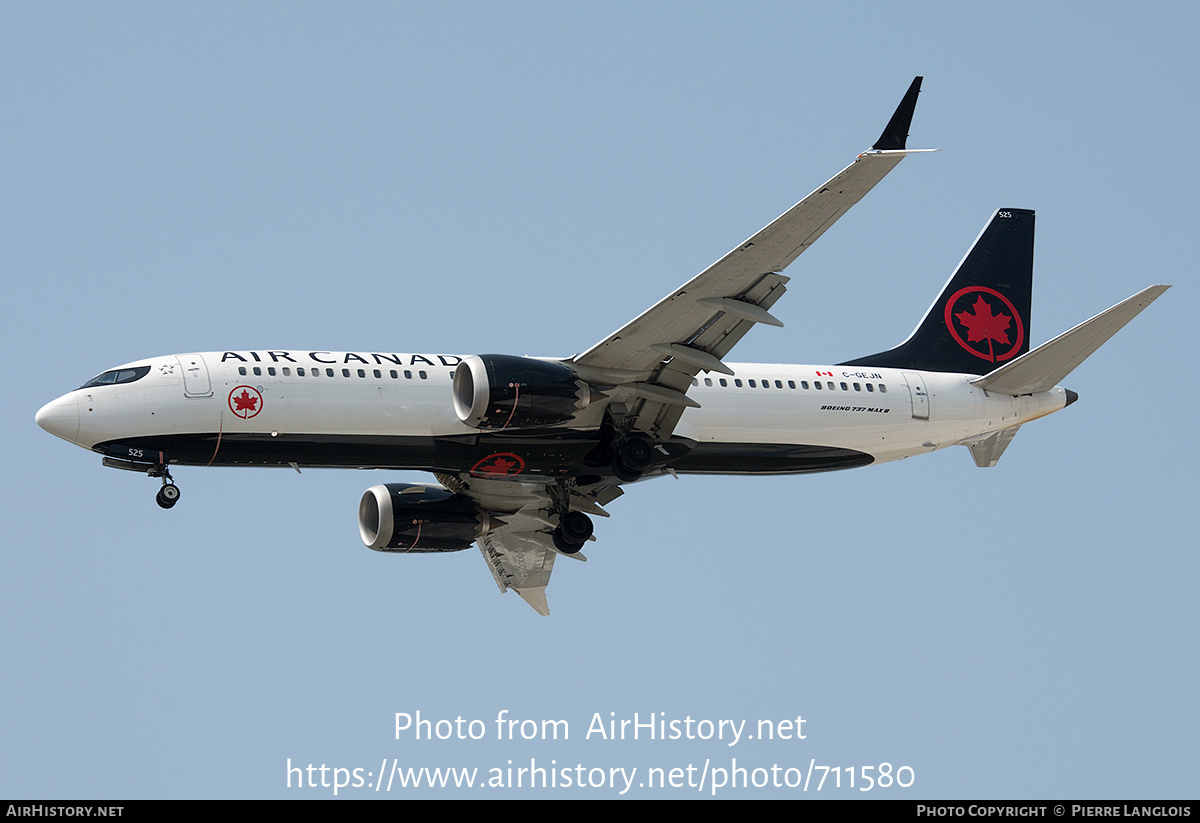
35;77;1167;615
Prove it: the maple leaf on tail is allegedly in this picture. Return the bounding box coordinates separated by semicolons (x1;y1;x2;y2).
955;296;1012;361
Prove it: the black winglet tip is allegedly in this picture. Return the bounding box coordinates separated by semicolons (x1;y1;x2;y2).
872;76;923;151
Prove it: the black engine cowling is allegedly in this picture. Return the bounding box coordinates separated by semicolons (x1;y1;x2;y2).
453;354;591;429
358;483;496;552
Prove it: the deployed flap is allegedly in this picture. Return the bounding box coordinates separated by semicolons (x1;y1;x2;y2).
967;425;1021;468
455;475;614;616
478;527;557;616
972;285;1169;396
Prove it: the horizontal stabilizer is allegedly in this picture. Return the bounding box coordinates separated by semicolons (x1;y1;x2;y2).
972;285;1169;395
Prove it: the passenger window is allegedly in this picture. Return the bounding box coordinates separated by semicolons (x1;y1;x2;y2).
734;379;742;387
341;369;350;377
704;378;712;387
357;369;366;378
840;382;848;391
268;367;276;376
719;378;727;387
253;367;262;376
748;379;756;388
880;384;887;393
238;367;247;376
853;383;860;391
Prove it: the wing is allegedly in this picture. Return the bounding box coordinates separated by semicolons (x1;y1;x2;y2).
454;79;931;615
571;77;932;440
437;472;622;615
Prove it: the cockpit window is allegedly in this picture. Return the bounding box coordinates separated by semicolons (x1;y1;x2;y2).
79;365;151;390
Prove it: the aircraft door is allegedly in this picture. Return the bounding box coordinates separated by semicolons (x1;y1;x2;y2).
177;354;213;398
902;372;929;419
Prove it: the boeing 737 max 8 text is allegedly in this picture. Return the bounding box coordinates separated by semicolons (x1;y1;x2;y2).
35;78;1167;614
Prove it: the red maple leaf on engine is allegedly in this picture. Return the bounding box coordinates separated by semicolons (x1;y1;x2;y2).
232;390;258;412
478;457;516;476
954;296;1012;346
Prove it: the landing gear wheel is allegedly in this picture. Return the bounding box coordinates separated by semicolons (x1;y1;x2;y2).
611;457;642;482
553;530;582;554
618;436;654;471
611;435;655;481
560;511;593;543
614;458;643;484
156;483;180;509
552;511;593;554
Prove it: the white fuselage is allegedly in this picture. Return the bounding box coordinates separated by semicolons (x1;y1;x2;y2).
36;350;1068;475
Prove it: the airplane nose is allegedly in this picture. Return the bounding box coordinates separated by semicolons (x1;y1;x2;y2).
36;394;79;443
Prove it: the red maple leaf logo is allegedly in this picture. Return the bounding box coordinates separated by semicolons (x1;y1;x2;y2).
232;389;258;412
944;286;1025;363
470;452;525;478
954;296;1012;360
477;457;515;476
228;386;264;419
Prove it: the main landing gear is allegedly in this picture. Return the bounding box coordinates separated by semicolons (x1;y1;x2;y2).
552;510;593;555
612;434;654;482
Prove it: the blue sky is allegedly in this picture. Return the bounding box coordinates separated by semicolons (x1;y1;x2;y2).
3;2;1196;798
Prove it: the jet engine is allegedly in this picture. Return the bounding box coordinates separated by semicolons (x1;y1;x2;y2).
358;483;497;552
453;354;592;429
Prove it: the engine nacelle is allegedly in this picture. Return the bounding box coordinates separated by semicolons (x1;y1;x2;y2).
358;483;496;552
453;354;591;429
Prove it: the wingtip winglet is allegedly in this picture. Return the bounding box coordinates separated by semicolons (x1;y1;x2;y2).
872;76;923;151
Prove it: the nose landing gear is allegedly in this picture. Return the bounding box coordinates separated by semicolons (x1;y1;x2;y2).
155;481;181;509
98;447;181;508
150;464;180;509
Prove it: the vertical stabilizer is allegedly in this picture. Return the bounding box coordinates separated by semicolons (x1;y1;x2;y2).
841;209;1034;375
